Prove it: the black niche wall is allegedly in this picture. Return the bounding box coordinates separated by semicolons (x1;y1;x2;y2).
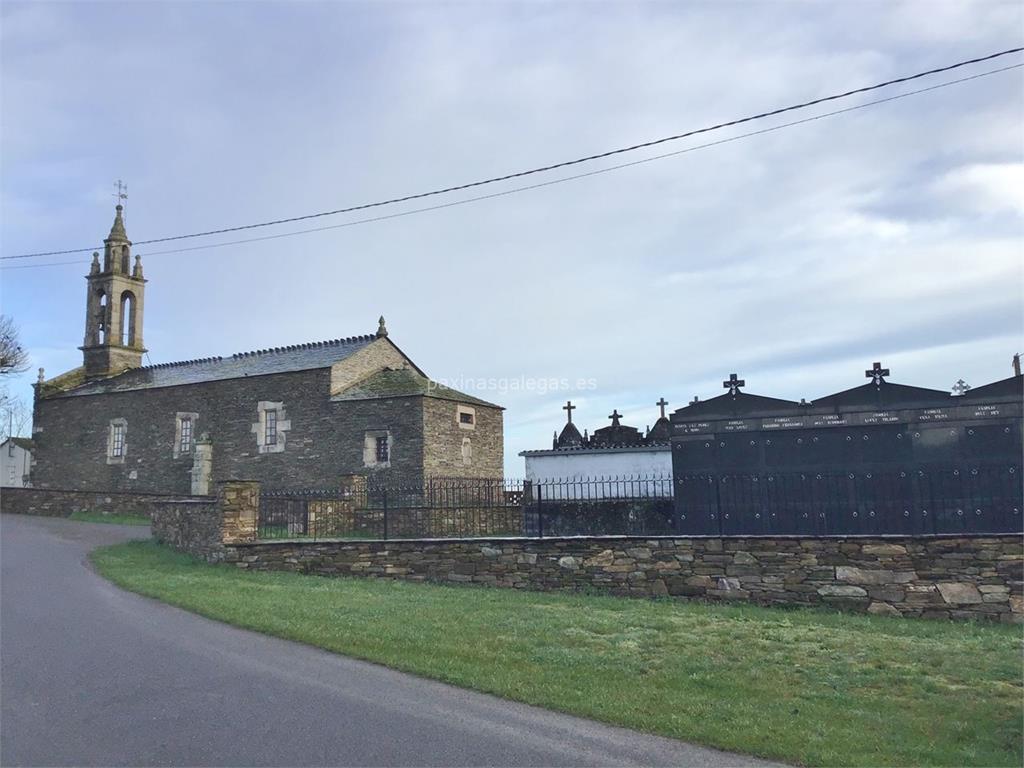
669;374;1023;536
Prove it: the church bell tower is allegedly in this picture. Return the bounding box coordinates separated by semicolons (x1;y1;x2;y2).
80;204;147;380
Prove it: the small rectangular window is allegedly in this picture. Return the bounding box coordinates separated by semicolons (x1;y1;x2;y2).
179;416;193;453
459;412;474;425
265;409;278;446
112;424;125;457
376;435;390;463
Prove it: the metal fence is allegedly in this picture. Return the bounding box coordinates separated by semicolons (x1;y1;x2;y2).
258;477;525;540
257;465;1022;541
529;475;674;536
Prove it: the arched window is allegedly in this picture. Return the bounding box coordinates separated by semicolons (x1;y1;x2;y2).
120;291;135;346
120;245;130;274
97;291;108;344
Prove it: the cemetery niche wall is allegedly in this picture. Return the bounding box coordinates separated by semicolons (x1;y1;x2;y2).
670;366;1023;536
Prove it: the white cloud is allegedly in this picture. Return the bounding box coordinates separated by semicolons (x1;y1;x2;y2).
934;162;1024;216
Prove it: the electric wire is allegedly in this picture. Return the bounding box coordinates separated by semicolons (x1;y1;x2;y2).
3;47;1021;262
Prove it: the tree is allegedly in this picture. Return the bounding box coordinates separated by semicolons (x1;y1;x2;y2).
0;315;29;377
0;397;30;442
0;315;31;439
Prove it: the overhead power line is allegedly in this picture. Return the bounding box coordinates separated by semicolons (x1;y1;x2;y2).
3;63;1020;272
3;63;1019;273
3;47;1022;263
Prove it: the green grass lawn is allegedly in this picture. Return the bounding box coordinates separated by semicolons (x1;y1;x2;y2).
68;510;150;526
92;540;1023;768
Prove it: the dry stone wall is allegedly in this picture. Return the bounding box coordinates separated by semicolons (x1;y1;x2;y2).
0;486;179;519
151;497;222;561
221;535;1023;622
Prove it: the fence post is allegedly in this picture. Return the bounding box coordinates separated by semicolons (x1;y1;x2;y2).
536;483;543;539
382;486;389;540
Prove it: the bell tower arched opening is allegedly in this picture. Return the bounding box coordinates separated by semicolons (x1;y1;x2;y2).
80;203;148;379
120;291;136;347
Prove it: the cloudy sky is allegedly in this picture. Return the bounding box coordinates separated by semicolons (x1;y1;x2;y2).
1;0;1021;474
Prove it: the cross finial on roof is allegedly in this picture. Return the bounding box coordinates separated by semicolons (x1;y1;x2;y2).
608;409;622;427
865;361;889;387
723;373;744;396
952;378;971;396
112;179;128;209
562;400;576;423
656;397;668;418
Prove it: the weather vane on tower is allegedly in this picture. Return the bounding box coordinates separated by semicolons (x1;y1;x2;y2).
112;179;128;219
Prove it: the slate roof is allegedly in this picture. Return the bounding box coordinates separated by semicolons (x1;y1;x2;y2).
647;416;672;444
807;381;950;411
961;374;1022;401
520;443;668;457
331;367;502;408
590;422;643;447
671;391;801;420
2;437;35;451
555;421;584;448
50;334;380;398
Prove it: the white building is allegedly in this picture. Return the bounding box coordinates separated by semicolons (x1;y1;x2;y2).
1;438;33;488
519;400;673;498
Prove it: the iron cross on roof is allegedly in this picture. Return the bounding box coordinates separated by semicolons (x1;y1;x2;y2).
608;409;622;427
723;373;744;396
866;361;889;387
952;379;971;396
562;400;576;423
656;397;668;418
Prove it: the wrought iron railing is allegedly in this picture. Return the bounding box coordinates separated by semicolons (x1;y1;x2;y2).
256;465;1021;541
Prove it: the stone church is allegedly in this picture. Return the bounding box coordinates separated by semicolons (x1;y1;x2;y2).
31;206;504;494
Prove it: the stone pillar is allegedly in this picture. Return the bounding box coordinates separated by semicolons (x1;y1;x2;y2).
190;433;213;496
219;480;260;544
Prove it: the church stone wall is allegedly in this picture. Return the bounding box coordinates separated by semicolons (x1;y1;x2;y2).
32;368;432;494
328;339;410;395
422;397;503;478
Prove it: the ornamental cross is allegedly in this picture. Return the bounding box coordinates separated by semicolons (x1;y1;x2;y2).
656;397;669;418
562;400;576;423
865;361;889;387
952;379;971;396
608;409;622;427
723;373;744;396
112;179;128;208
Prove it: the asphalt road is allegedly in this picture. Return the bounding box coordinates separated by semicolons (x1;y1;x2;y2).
1;514;780;767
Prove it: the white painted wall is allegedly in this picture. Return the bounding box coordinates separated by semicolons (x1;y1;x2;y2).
523;449;672;498
0;440;32;488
